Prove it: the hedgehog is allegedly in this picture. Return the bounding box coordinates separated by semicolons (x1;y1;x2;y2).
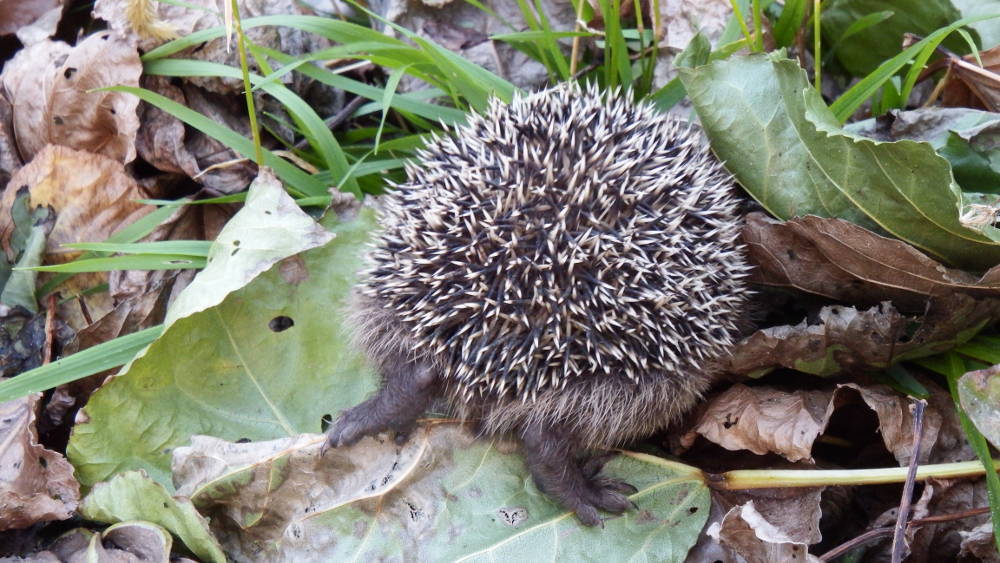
324;82;752;526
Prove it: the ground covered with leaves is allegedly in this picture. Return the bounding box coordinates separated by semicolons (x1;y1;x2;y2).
2;0;1000;561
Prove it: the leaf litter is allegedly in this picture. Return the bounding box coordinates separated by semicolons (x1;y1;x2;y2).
2;1;1000;561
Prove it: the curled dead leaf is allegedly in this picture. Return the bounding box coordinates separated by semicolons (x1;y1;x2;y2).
727;297;1000;377
1;33;141;164
0;394;80;530
743;212;1000;311
685;382;951;466
706;502;821;563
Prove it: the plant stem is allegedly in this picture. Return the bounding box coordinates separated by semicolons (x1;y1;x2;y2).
711;459;1000;490
751;0;762;51
232;0;263;166
728;0;755;52
813;0;821;92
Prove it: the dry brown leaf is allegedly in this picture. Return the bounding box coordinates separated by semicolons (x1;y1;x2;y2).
0;0;63;43
841;383;942;466
959;521;1000;562
136;76;257;193
0;394;80;530
685;382;950;466
95;0;325;95
726;296;1000;377
1;33;141;165
743;212;1000;311
0;92;21;188
935;44;1000;112
706;502;821;563
0;145;152;328
20;523;176;561
684;385;835;463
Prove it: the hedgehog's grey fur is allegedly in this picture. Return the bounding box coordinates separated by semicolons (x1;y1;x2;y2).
325;83;751;526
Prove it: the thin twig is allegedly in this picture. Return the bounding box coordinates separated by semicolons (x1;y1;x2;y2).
891;399;927;563
818;506;991;561
43;294;56;365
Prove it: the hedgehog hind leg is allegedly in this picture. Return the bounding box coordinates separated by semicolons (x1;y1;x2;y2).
323;351;439;450
520;424;637;527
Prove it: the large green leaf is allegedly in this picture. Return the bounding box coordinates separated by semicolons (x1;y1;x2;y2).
67;208;378;488
172;427;709;561
821;0;975;76
679;53;1000;270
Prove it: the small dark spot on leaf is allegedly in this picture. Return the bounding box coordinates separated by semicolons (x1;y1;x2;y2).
163;502;169;509
53;116;63;125
109;108;116;115
233;240;240;246
723;414;738;429
101;33;110;40
786;249;796;260
231;247;239;256
38;457;47;468
269;316;294;332
264;210;272;215
236;438;251;444
63;67;77;79
320;414;333;431
688;506;697;514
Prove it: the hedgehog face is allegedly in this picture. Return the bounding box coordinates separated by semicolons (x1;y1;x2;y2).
359;84;751;403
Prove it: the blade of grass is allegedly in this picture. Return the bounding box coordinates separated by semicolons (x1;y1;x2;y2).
0;325;164;402
108;85;325;195
375;65;409;154
255;45;467;125
37;202;182;298
773;0;806;48
831;13;1000;122
145;58;358;196
62;241;212;256
822;10;894;66
230;0;263;165
22;255;206;273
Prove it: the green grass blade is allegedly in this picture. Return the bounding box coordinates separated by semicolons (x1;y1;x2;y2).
831;13;1000;123
375;65;409;154
23;255;206;273
256;46;468;125
62;241;213;256
0;325;164;402
144;58;357;196
772;0;806;48
108;86;325;196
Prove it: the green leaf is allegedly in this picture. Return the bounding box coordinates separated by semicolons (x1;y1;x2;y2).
163;170;334;326
81;471;226;563
1;207;49;312
959;366;1000;449
679;52;1000;270
0;326;163;402
171;428;709;560
66;209;379;488
821;0;975;77
648;32;710;111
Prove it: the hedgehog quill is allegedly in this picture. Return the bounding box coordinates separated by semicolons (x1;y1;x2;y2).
324;83;752;526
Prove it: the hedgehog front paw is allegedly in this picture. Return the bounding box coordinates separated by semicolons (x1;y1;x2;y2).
322;407;376;453
564;473;636;527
